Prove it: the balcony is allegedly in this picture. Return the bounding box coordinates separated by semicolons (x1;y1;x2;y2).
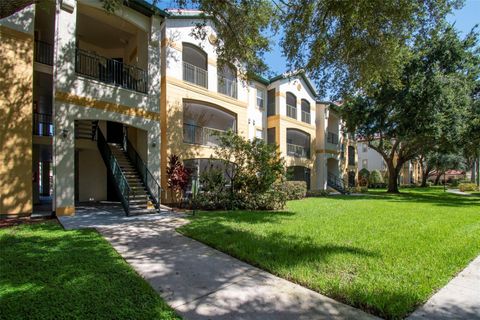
218;75;237;98
327;132;339;145
287;104;297;119
301;110;311;124
75;48;148;93
34;40;54;66
183;61;208;88
183;123;226;147
33;113;53;136
287;143;309;158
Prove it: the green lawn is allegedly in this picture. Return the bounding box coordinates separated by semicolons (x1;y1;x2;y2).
0;221;180;320
178;188;480;319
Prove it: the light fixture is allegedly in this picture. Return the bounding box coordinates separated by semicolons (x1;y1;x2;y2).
61;129;69;138
152;142;157;148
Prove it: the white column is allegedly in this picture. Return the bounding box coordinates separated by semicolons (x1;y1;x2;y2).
52;0;77;214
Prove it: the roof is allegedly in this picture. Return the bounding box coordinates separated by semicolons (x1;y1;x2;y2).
126;0;170;18
251;71;323;101
165;9;210;19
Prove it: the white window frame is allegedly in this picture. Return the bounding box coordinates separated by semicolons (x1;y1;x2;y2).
256;88;266;109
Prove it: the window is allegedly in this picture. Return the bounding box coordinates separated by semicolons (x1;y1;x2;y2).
218;64;237;98
362;159;368;169
256;88;266;109
182;43;208;88
286;92;297;119
348;146;355;166
183;158;233;193
267;127;276;145
301;99;311;124
255;129;264;140
362;143;368;152
267;89;276;116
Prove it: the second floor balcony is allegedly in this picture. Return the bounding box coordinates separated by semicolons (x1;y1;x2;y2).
287;143;309;158
183;101;237;147
287;128;310;159
287;104;297;119
183;124;225;147
75;49;148;94
301;110;311;124
183;61;208;88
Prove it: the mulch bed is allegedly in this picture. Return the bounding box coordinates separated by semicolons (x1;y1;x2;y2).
0;215;56;228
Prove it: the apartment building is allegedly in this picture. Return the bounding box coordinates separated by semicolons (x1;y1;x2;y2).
0;1;356;217
357;141;422;184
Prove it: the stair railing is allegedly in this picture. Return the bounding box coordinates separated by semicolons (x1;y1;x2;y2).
97;128;132;215
125;139;162;210
327;172;349;194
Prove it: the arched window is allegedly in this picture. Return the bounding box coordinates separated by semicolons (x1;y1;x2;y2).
182;43;208;87
286;128;310;158
183;101;237;147
217;64;237;98
301;99;311;124
286;92;297;119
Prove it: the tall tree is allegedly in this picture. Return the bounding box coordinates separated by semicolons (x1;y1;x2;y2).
1;0;461;95
339;25;479;193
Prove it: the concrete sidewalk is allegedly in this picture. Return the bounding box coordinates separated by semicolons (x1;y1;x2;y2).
408;256;480;320
60;206;377;320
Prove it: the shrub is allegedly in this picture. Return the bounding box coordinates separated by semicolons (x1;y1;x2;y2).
449;179;460;187
358;168;370;186
284;181;307;200
352;186;368;193
459;183;478;192
369;170;384;188
246;180;287;210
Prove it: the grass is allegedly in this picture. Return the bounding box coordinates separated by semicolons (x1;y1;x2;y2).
178;188;480;319
0;221;180;320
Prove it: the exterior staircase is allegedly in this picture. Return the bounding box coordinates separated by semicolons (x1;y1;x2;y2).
327;173;350;195
108;143;159;215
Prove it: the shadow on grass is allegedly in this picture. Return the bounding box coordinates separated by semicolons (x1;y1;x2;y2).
0;221;179;319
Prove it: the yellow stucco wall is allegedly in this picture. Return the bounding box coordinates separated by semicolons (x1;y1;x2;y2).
0;26;33;215
160;77;249;202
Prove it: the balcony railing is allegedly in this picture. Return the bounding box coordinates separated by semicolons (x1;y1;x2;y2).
218;75;237;98
33;113;53;136
34;40;53;66
287;143;309;158
183;123;229;147
286;104;297;119
327;131;339;145
75;48;148;93
183;61;208;88
301;111;311;124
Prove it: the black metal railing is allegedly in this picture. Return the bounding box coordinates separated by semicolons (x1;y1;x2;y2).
75;48;148;93
327;131;339;145
183;123;228;146
327;173;349;194
34;40;53;66
126;139;162;210
97;128;132;215
33;113;53;136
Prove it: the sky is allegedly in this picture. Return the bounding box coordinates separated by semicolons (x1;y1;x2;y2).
262;0;480;75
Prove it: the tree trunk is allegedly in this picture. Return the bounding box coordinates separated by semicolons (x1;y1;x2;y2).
421;172;429;187
386;163;400;193
434;173;442;185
